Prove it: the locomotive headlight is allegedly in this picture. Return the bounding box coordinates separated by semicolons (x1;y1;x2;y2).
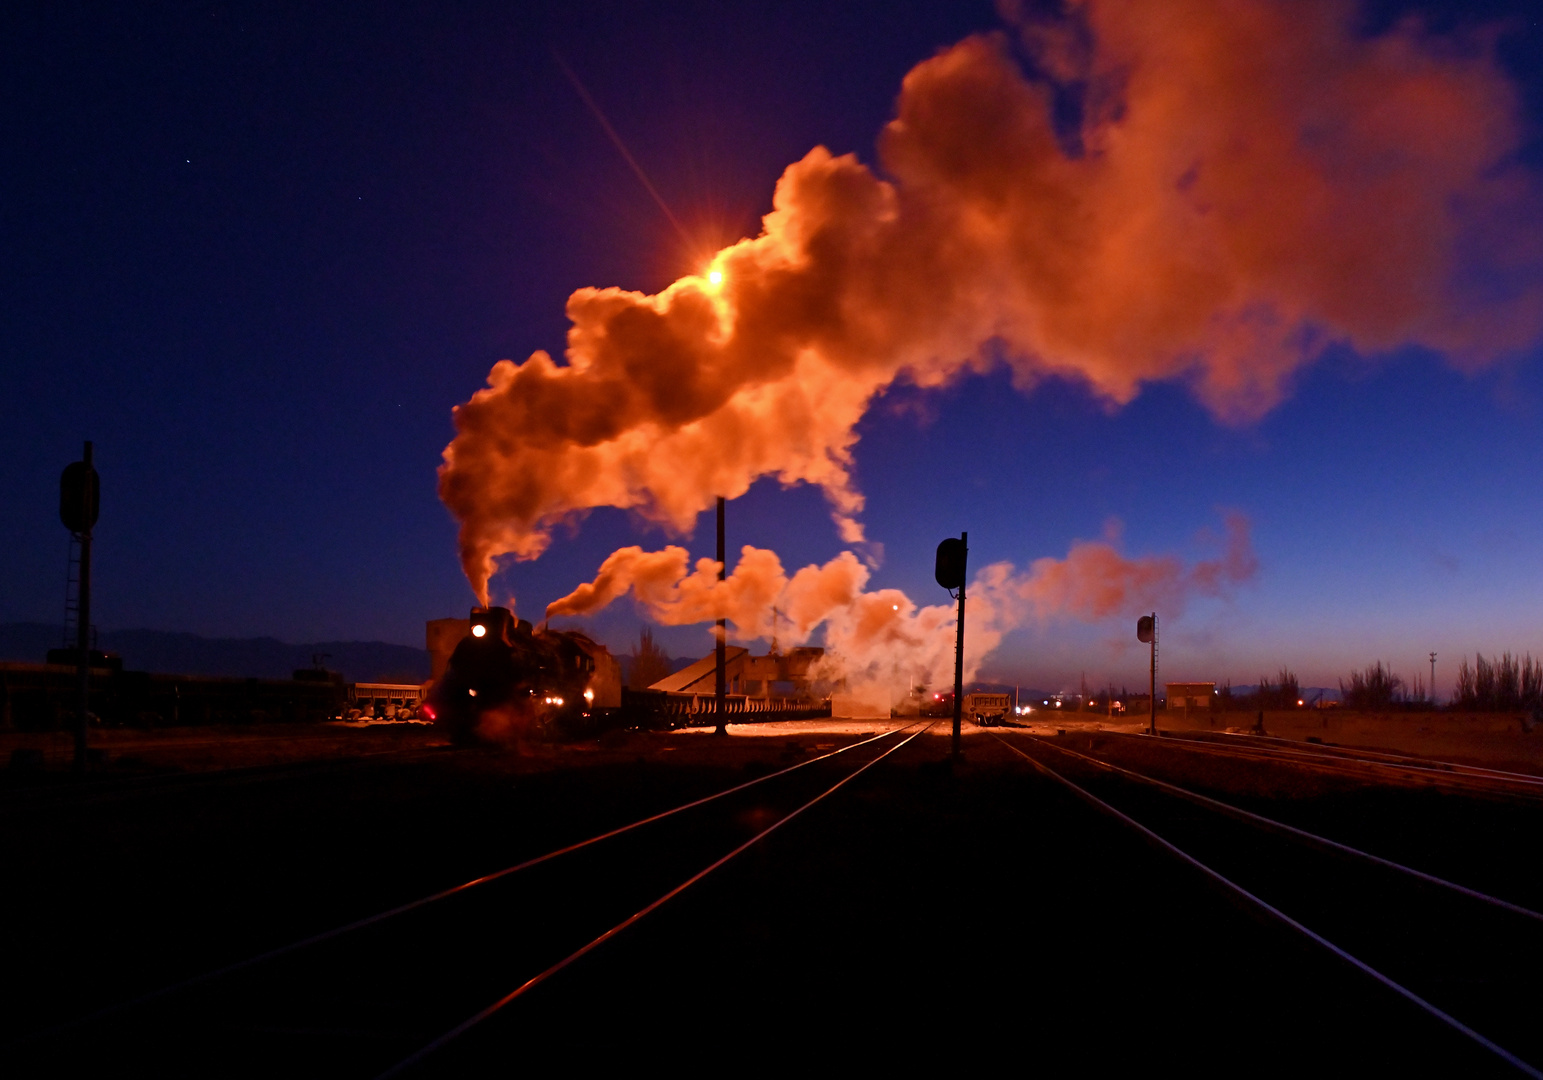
554;696;564;706
584;688;594;703
471;624;486;638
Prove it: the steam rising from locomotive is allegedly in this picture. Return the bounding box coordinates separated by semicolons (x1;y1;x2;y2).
543;514;1256;701
439;0;1542;608
434;0;1542;689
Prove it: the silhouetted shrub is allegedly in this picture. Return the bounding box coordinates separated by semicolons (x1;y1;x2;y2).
1227;669;1300;710
1340;662;1402;710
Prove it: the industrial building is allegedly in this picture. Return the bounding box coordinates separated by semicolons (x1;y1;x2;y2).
0;659;348;729
649;646;824;699
1166;682;1217;713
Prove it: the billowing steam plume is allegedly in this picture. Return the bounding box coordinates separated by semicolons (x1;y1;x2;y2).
440;0;1541;604
546;513;1256;699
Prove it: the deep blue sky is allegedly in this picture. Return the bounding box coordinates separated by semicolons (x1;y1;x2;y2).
3;1;1541;696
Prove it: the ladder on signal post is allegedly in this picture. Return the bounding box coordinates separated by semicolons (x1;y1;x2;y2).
62;532;95;652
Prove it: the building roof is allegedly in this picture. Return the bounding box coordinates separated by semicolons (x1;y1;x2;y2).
649;647;750;693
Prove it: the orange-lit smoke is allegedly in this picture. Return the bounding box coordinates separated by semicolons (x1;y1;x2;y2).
546;514;1256;700
441;0;1541;602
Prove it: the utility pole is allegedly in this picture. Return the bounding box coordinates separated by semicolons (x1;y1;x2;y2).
1430;652;1437;706
714;496;727;736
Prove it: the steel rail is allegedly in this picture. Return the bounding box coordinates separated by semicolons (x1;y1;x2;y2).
1117;731;1456;781
1105;730;1543;800
1196;729;1543;786
1136;735;1440;790
1149;729;1543;788
375;722;935;1078
990;733;1543;1079
14;722;917;1049
1020;733;1543;924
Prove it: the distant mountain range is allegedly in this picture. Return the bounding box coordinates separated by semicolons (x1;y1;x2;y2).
0;622;429;684
1228;684;1343;703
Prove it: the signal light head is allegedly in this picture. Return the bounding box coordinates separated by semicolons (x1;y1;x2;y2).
934;537;967;590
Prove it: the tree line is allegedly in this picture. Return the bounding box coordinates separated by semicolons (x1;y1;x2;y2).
1334;653;1541;712
1450;653;1543;711
1217;669;1300;711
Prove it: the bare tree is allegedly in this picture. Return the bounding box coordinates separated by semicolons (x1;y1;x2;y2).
628;628;673;690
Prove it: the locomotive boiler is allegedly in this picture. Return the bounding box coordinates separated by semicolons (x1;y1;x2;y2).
426;606;619;744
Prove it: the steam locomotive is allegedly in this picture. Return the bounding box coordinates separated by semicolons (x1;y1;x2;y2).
426;606;618;744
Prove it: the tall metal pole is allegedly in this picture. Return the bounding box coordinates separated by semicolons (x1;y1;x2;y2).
1148;611;1157;737
952;532;968;761
74;441;94;771
714;496;727;736
1430;651;1437;706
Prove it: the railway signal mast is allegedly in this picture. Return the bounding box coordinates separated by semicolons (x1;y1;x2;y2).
715;496;727;737
60;441;100;771
1137;613;1157;736
935;533;968;761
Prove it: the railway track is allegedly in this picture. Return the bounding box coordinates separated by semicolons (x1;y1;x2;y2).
995;731;1543;1076
9;723;930;1077
11;721;1536;1074
1190;729;1543;787
1093;727;1543;802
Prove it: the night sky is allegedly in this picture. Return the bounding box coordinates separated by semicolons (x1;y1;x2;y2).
4;1;1541;697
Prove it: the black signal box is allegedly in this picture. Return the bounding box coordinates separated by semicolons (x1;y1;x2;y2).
935;537;967;590
60;459;100;533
